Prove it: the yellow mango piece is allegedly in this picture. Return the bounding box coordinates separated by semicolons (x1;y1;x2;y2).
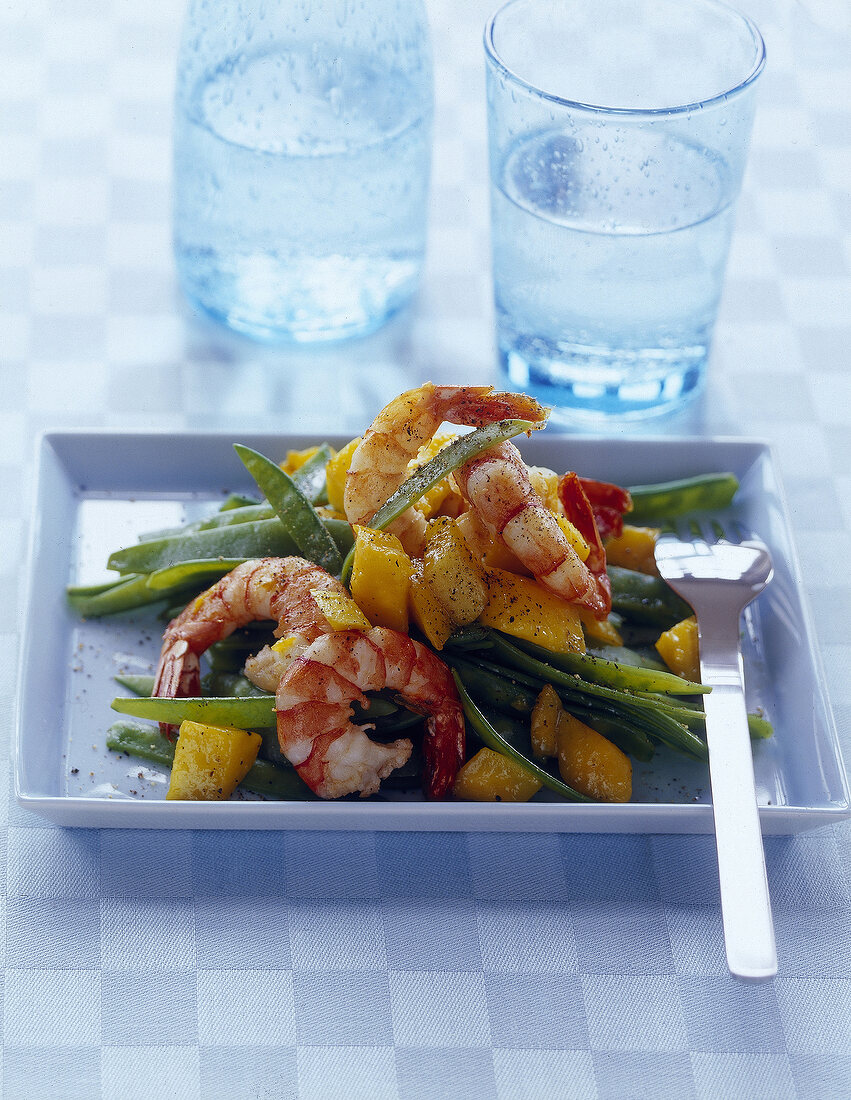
408;561;454;650
349;525;413;633
325;436;361;514
479;567;585;654
280;446;320;475
527;465;561;513
555;514;590;562
605;525;661;576
166;721;262;801
423;518;488;626
556;711;632;803
310;588;371;631
577;607;624;647
530;684;561;758
453;747;543;802
655;615;700;683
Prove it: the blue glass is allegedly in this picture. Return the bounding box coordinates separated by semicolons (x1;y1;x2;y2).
485;0;765;422
173;0;433;343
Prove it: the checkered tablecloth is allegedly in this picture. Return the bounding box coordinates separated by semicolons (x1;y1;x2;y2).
2;0;851;1096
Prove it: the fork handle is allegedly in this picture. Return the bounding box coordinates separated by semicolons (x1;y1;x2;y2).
700;621;777;982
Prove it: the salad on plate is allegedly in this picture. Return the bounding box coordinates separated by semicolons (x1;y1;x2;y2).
66;383;770;805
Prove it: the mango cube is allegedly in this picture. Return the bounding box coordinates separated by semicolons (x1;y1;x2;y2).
166;720;262;801
310;587;372;631
325;437;361;514
479;567;585;654
423;518;488;626
655;615;700;683
453;747;543;802
556;711;632;803
408;560;454;650
605;525;661;576
349;525;413;633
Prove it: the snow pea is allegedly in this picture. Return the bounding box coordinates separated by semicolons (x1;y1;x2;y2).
112;694;277;728
506;634;709;695
627;473;739;523
235;444;343;574
608;565;693;628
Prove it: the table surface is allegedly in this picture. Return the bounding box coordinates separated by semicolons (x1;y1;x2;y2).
2;0;851;1096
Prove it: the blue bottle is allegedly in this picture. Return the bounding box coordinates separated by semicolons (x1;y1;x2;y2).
173;0;433;343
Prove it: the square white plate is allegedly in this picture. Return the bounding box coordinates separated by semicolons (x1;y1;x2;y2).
15;430;849;831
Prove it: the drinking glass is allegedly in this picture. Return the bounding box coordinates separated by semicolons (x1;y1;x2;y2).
173;0;433;343
484;0;765;421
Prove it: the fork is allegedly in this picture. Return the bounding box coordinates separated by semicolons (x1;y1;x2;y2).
655;523;777;982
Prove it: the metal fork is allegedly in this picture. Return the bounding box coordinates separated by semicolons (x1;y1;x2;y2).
655;522;777;982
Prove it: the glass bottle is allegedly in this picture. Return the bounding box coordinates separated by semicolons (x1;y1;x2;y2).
172;0;433;343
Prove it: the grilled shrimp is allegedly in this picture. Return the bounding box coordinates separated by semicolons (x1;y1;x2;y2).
152;557;350;737
343;382;548;554
152;556;464;799
275;627;465;799
455;441;612;618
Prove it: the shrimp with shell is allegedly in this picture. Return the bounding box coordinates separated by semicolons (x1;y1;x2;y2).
343;382;549;555
151;556;464;799
345;382;613;618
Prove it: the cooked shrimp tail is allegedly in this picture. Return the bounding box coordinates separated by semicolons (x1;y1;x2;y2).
275;627;465;799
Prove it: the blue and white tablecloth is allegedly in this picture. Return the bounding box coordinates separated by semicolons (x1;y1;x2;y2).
2;0;850;1096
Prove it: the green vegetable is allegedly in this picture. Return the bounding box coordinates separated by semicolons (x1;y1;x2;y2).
628;472;739;522
106;720;315;800
447;652;657;762
112;694;277;728
484;633;709;761
114;673;155;697
608;565;693;628
234;444;342;575
107;518;299;576
505;634;709;695
453;673;592;802
67;574;199;617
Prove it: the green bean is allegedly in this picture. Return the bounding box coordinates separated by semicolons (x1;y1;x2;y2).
219;492;260;511
627;472;739;522
505;634;709;695
145;558;247;591
608;565;693;628
112;694;277;728
584;643;669;673
484;634;708;760
108;519;298;575
67;574;198;617
140;445;333;541
453;673;592;802
447;653;656;762
234;444;343;574
106;720;316;800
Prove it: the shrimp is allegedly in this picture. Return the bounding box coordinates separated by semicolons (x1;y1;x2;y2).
344;383;549;554
152;557;350;737
152;556;464;799
275;627;465;800
454;441;612;619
